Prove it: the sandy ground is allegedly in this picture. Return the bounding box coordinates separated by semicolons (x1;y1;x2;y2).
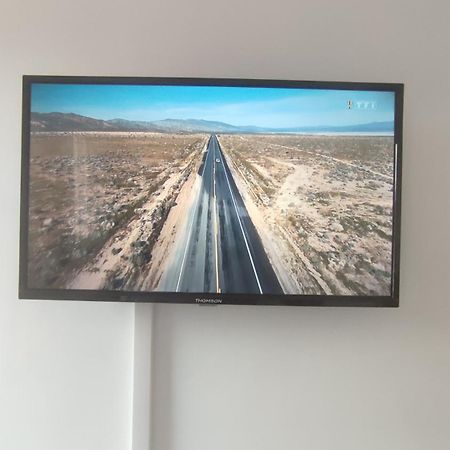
28;132;208;289
68;145;205;291
218;134;395;296
28;131;394;296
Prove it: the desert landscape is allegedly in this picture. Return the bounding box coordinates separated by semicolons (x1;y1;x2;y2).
28;131;208;290
29;130;394;296
218;134;395;296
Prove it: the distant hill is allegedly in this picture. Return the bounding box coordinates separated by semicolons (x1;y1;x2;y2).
30;112;121;132
276;121;394;133
107;118;164;132
151;118;242;133
30;112;394;134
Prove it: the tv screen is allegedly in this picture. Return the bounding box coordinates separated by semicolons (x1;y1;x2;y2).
19;76;403;306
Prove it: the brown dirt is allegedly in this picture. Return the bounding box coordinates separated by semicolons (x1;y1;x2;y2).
28;131;208;289
218;133;394;296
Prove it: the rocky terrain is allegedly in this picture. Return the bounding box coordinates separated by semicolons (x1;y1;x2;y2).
218;134;395;296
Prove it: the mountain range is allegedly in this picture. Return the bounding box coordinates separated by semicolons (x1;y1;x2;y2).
30;112;394;134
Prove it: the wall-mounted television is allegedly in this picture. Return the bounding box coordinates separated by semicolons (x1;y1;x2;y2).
19;76;403;306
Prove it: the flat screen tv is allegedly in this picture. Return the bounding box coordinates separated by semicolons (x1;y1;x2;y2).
19;76;403;306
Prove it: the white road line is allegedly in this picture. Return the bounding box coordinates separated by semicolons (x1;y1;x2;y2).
217;137;263;294
213;144;220;293
175;140;211;292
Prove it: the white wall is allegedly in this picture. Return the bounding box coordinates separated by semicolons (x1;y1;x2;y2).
1;1;450;450
0;2;139;450
148;1;450;450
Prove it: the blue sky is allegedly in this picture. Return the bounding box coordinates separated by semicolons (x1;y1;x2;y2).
31;83;395;128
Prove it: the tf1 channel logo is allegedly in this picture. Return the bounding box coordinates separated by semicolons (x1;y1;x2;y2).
347;100;377;110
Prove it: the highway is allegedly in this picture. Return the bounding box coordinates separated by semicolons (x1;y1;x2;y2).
162;134;283;295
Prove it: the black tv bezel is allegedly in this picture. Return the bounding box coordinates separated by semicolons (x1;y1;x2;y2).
19;75;403;307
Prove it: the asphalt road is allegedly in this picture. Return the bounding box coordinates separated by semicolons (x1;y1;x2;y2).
175;134;282;294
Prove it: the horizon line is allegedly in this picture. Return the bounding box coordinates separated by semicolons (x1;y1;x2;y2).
30;110;395;131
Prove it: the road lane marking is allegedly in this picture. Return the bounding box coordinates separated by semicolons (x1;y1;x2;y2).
213;143;220;293
176;138;211;292
216;136;263;294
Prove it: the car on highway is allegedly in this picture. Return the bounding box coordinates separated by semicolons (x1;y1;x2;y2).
216;158;221;163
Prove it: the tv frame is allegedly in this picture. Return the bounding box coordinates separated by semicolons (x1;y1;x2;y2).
19;75;403;307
